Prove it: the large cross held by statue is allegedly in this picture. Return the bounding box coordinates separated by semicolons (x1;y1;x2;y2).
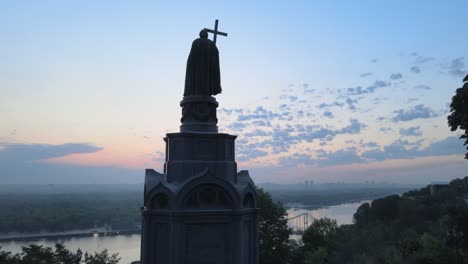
204;19;228;44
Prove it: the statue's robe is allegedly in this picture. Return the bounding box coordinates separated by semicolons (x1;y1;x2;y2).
184;37;222;96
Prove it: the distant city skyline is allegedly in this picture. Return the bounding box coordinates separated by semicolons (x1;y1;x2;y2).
1;1;467;184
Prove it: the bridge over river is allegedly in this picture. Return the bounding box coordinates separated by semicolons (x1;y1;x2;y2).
287;213;317;235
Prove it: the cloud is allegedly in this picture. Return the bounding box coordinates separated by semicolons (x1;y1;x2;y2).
345;97;357;111
361;140;416;161
228;122;248;130
400;126;422;137
0;143;102;163
302;84;315;94
0;143;135;184
423;136;466;156
361;141;380;148
237;149;269;161
411;52;434;64
297;119;366;143
237;106;282;122
252;132;462;170
360;72;373;78
244;129;271;137
414;84;431;90
392;104;438;122
410;66;421;74
338;119;367;134
315;147;364;166
446;57;466;77
252;120;271;127
279;153;313;167
232;116;367;162
219;108;243;115
345;80;390;95
379;127;392;133
318;101;344;109
279;147;364;167
390;73;403;80
362;136;464;161
323;111;334;118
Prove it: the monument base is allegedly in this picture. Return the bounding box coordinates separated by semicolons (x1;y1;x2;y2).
180;96;218;133
141;131;259;264
141;168;258;264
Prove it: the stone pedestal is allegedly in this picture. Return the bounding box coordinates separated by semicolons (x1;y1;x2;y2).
140;128;259;263
180;96;219;133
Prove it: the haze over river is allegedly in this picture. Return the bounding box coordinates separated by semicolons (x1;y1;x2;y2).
0;201;366;264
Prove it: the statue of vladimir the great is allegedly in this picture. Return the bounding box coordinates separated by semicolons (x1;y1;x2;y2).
184;29;222;96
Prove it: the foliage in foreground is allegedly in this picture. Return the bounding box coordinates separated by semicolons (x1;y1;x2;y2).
0;243;121;264
448;74;468;159
256;187;298;264
293;176;468;264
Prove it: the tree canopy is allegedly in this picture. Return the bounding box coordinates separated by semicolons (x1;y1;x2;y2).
448;74;468;159
0;244;120;264
257;187;296;264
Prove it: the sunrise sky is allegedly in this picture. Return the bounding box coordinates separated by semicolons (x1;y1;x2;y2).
1;0;467;184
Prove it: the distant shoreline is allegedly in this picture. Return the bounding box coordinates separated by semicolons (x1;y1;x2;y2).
0;229;141;242
0;186;411;241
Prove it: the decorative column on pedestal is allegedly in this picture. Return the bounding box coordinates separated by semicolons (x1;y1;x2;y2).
140;20;259;264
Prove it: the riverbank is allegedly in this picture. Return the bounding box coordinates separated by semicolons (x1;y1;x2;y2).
0;228;140;242
0;200;368;264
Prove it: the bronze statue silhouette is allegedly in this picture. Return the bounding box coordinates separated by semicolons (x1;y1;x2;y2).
184;20;227;97
180;20;228;132
184;29;221;96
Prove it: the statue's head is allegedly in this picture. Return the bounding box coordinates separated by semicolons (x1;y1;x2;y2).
199;29;208;39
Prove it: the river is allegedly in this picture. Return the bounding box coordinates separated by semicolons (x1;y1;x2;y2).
0;200;367;264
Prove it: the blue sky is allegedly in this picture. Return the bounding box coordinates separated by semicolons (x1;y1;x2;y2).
0;1;467;184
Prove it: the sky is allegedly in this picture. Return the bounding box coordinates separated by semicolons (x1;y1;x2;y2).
1;0;467;184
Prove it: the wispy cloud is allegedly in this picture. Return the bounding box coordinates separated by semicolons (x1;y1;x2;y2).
0;143;102;163
344;80;390;96
414;84;431;90
362;137;464;161
390;73;403;80
445;57;466;77
411;52;434;64
400;126;422;137
410;66;421;74
392;104;438;122
323;110;334;118
0;143;128;184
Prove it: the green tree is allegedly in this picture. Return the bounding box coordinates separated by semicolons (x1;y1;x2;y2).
353;202;371;226
299;218;339;263
20;244;55;264
0;244;121;264
303;247;327;264
54;243;81;264
83;249;120;264
302;218;338;252
448;74;468;159
0;247;21;264
257;187;294;264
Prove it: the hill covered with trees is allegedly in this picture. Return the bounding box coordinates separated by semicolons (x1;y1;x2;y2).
1;177;467;263
275;176;468;264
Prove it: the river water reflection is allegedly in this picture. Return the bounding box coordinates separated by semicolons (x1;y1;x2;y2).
0;201;367;264
287;200;368;226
